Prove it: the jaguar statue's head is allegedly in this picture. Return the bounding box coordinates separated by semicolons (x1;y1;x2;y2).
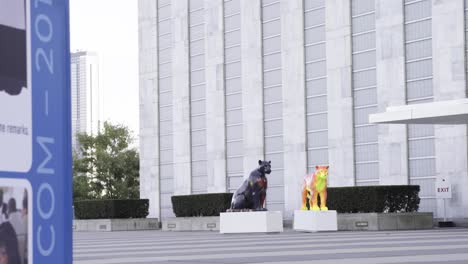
258;160;272;175
315;165;329;181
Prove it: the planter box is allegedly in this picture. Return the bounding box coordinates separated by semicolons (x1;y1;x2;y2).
294;210;338;232
73;218;159;232
162;216;220;231
337;212;433;231
220;211;283;234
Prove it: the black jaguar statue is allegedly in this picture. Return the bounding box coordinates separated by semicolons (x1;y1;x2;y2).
230;160;271;211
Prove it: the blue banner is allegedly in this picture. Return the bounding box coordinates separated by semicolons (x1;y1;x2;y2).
0;0;72;263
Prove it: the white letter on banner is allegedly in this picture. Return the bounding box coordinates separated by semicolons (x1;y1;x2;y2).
37;137;55;174
37;225;56;256
37;183;55;219
35;0;52;8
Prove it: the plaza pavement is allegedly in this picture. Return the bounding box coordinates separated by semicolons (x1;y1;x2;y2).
73;228;468;264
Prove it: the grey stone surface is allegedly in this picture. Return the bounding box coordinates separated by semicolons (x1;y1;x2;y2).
241;0;264;176
74;218;159;232
138;0;160;219
74;228;468;263
395;214;414;230
205;0;227;193
338;213;433;231
326;0;355;187
432;0;468;220
375;0;408;186
162;216;220;231
377;213;398;230
414;213;435;229
280;0;307;220
138;0;468;223
338;213;379;231
172;0;192;195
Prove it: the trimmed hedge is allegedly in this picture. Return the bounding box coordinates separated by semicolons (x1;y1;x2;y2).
170;186;419;217
74;199;149;219
326;185;420;213
172;193;233;217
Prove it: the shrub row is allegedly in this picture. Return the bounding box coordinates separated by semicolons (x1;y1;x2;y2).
74;199;149;219
171;193;233;217
170;186;420;217
326;185;420;213
73;186;419;219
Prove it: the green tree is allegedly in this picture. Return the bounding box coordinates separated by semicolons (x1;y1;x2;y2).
73;122;140;200
73;174;93;201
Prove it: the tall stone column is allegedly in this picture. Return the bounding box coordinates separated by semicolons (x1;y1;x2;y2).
375;0;408;185
172;0;192;195
205;0;227;193
326;0;354;187
240;0;264;177
281;0;307;216
432;0;468;219
138;0;160;218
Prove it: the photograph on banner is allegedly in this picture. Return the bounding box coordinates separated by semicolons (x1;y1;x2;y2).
0;179;32;264
0;0;32;173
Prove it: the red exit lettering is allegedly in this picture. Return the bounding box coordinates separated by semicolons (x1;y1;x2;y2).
438;187;450;192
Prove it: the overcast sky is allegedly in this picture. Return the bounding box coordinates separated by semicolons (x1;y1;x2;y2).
69;0;139;140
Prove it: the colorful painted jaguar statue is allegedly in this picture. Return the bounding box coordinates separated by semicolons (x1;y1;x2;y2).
301;165;329;211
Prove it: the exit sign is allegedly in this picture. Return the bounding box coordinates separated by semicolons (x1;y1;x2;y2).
436;178;452;199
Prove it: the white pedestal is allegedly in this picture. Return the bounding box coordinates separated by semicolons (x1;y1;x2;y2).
220;211;283;233
293;210;338;232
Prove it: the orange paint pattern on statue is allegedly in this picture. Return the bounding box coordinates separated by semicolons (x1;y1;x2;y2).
301;165;329;211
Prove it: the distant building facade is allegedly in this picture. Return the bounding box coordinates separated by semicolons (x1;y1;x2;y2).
71;51;102;151
138;0;468;225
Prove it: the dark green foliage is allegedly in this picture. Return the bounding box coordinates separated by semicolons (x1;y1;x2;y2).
326;185;420;213
74;199;149;219
171;193;233;217
73;175;93;201
73;122;140;200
